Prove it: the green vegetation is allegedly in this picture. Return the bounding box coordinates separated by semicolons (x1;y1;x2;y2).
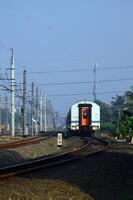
100;122;116;134
96;86;133;139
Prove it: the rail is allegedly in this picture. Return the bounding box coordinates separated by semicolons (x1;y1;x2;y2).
0;131;56;149
0;136;110;178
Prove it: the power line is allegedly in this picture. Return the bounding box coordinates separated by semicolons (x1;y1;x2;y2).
1;40;133;75
99;65;133;70
0;83;12;92
36;77;133;86
0;68;11;89
0;41;10;51
37;80;91;86
93;63;96;102
49;90;126;97
97;77;133;83
5;69;11;87
15;65;133;75
16;69;92;74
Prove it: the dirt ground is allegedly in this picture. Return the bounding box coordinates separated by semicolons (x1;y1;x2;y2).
0;138;133;200
0;135;22;143
0;136;84;168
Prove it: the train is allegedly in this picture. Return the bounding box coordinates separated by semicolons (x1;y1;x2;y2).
65;100;100;135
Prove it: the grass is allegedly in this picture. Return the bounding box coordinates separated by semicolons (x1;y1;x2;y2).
0;177;94;200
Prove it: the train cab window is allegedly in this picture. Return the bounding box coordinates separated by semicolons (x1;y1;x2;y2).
83;111;88;118
83;109;89;119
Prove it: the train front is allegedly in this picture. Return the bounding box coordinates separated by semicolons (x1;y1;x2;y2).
70;101;100;135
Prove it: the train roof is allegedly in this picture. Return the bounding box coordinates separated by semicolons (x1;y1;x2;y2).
70;100;100;108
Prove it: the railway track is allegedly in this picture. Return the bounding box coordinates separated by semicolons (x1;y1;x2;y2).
0;135;110;179
0;131;55;150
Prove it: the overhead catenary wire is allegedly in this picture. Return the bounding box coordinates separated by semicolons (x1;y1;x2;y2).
15;65;133;75
49;90;127;97
0;42;132;89
36;77;133;86
0;42;132;108
5;69;11;87
0;69;10;89
0;83;12;92
0;41;133;87
1;41;133;74
0;41;56;133
0;75;30;103
0;41;10;51
0;82;23;98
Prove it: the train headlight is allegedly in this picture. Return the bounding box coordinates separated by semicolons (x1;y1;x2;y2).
76;125;79;130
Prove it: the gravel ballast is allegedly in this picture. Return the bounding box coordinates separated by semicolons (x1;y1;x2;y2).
0;136;133;199
0;136;84;168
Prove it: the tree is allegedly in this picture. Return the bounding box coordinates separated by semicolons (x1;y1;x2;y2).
96;100;112;123
111;87;133;138
124;87;133;112
96;86;133;137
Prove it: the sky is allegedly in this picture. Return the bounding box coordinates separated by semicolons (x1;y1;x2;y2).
0;0;133;114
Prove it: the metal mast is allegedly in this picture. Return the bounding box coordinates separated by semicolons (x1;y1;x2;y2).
10;48;15;136
40;91;42;131
0;93;1;127
93;63;97;102
22;70;27;137
5;94;8;130
36;86;38;133
31;82;35;135
44;92;47;132
0;68;1;126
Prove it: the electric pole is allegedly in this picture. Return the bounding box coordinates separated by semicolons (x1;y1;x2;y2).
31;82;35;135
36;86;38;133
44;92;47;132
22;70;27;137
5;95;8;131
40;91;42;131
10;48;15;137
0;92;1;131
0;93;1;127
93;63;97;102
0;68;1;127
27;92;31;133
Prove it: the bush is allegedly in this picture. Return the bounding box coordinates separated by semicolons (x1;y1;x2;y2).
119;116;133;138
101;122;116;134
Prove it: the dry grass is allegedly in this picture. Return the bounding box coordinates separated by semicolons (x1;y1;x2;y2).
0;136;84;168
0;136;133;199
0;177;93;200
0;136;22;143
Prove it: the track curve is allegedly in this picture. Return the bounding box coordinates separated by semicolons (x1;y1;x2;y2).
0;131;55;150
0;136;110;179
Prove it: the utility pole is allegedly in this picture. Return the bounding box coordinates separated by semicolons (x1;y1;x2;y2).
93;63;97;102
10;48;15;137
5;95;8;131
53;112;56;130
40;91;42;131
22;70;27;137
44;92;47;132
27;92;31;133
0;68;1;127
36;86;38;133
17;100;20;130
31;82;35;135
0;93;1;127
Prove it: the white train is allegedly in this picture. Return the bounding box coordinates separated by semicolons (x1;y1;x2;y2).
66;100;100;134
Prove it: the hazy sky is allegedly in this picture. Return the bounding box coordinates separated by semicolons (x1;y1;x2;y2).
0;0;133;114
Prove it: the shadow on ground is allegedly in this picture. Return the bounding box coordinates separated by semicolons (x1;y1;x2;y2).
0;149;24;168
23;150;133;200
0;144;133;200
